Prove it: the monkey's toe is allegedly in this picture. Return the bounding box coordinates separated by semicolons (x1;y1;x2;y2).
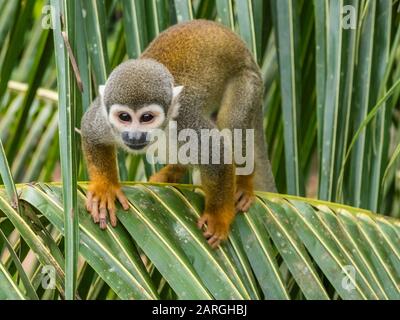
149;172;169;183
197;214;209;230
197;213;229;249
208;235;223;249
89;196;100;224
235;190;255;213
86;191;93;211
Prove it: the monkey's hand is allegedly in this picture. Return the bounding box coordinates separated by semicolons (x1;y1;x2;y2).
235;175;255;213
197;210;234;249
86;182;130;230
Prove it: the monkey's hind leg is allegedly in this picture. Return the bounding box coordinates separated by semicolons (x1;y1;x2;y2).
149;164;187;183
197;164;236;248
217;70;263;212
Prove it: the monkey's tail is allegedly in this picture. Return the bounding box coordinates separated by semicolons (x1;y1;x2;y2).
253;114;277;192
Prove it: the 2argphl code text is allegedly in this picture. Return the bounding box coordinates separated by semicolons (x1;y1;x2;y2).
152;304;247;317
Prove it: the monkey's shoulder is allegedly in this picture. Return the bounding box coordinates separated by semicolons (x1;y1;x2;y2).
81;98;114;145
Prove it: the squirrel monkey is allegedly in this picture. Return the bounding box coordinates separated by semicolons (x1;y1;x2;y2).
81;20;276;248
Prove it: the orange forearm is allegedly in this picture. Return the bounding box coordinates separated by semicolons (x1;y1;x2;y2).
83;143;119;187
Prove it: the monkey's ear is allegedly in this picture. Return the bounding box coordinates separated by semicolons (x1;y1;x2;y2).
99;85;106;97
173;85;184;99
99;85;107;110
170;86;184;119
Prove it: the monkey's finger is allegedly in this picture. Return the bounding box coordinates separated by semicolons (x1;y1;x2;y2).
99;207;107;230
109;211;117;227
107;198;117;227
99;200;108;230
116;190;130;211
91;198;100;223
86;191;93;212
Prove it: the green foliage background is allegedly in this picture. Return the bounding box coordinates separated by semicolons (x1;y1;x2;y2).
0;0;399;300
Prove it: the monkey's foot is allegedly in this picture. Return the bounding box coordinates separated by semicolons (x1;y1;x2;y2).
149;165;187;184
86;184;130;229
235;174;255;213
197;213;232;249
149;172;170;183
235;189;255;213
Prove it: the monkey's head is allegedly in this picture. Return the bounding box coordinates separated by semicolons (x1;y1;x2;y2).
100;59;183;153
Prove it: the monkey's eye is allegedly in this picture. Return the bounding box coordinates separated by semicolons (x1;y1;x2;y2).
140;113;155;123
118;112;132;123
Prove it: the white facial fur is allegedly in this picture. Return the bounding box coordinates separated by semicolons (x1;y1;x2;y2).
109;104;166;132
109;104;167;153
100;84;183;130
98;84;184;153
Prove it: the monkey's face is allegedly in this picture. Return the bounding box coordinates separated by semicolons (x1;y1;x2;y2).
104;90;183;154
98;59;184;154
108;103;167;152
